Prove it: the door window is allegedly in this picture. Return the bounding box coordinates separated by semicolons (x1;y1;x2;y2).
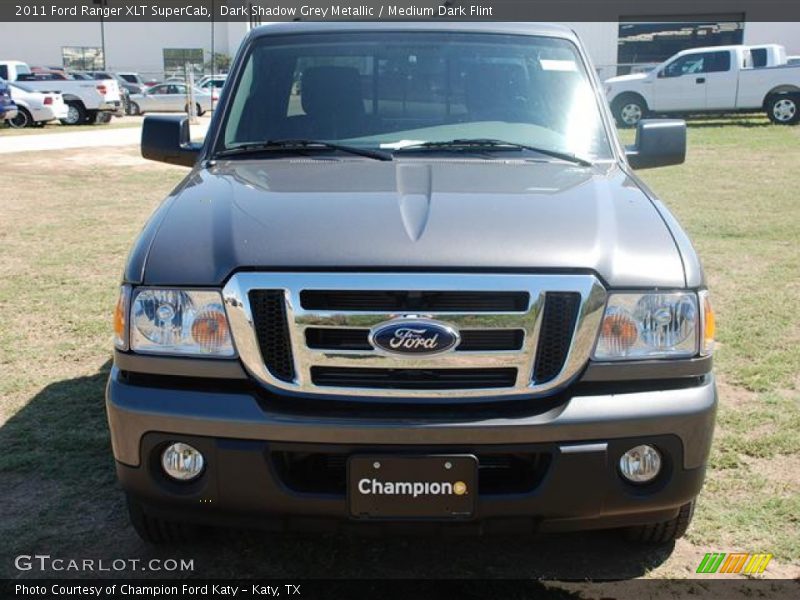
662;51;730;77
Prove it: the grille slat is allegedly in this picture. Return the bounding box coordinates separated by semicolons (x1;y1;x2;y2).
249;290;296;382
311;367;518;390
305;328;524;352
532;292;581;383
300;290;529;312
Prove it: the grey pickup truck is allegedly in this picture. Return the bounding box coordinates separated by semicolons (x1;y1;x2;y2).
107;22;716;544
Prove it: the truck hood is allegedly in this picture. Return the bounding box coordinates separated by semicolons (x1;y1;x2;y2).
604;72;651;86
139;159;686;288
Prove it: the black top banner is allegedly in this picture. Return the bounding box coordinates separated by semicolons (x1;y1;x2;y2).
2;0;800;22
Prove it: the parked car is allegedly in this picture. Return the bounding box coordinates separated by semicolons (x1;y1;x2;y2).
788;56;800;66
118;72;148;87
605;44;800;125
198;74;227;89
83;71;135;114
0;60;31;82
111;22;716;545
84;70;142;94
68;70;95;81
0;60;123;125
198;75;225;105
197;79;222;106
128;83;212;115
6;81;68;128
0;77;18;123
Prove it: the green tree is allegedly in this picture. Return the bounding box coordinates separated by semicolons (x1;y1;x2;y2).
205;52;232;74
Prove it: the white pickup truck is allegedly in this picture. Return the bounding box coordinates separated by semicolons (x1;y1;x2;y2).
0;60;123;125
605;45;800;126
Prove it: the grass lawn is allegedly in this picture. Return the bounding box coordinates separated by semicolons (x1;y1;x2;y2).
0;119;798;580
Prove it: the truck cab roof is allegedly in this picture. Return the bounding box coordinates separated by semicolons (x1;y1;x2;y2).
249;21;578;42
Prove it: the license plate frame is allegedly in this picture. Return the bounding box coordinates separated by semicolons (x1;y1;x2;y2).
348;454;477;520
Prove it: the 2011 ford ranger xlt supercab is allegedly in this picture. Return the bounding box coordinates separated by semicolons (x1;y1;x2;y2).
107;23;717;544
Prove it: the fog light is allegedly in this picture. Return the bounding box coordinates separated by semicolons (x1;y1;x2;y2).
161;443;205;481
619;445;661;483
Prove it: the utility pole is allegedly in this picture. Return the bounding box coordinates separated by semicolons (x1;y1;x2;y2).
93;0;108;69
211;0;215;110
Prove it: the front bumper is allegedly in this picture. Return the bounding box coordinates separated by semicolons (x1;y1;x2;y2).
106;368;716;531
99;100;124;116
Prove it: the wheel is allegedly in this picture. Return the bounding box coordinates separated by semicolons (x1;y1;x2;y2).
185;103;204;117
61;101;86;126
8;106;32;128
126;494;200;544
623;500;695;543
612;94;648;128
766;93;799;125
94;112;112;124
129;101;140;116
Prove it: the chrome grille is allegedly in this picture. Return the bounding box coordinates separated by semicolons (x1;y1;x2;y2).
223;273;606;401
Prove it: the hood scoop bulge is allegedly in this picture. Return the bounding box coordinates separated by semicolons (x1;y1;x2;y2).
396;164;433;242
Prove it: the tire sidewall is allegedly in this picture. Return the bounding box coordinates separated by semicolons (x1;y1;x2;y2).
767;94;800;125
613;95;647;128
9;107;31;129
62;102;85;126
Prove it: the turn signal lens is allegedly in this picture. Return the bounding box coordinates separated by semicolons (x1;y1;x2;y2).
191;308;230;351
699;290;715;356
599;308;639;354
113;285;131;351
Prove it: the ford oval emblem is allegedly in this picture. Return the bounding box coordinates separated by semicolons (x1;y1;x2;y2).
369;319;460;356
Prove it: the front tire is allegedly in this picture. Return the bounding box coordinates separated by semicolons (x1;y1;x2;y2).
126;495;200;545
623;500;695;543
8;107;32;128
766;93;799;125
612;94;648;128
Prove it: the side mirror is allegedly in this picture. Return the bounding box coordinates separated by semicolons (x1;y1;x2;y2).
141;115;201;167
625;119;686;170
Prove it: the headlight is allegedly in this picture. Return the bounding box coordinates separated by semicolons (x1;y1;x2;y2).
131;289;234;357
593;292;699;360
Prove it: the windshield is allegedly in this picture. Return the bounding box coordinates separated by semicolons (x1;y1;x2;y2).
221;32;612;160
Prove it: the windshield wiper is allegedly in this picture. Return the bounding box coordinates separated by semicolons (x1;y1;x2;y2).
215;139;393;161
394;138;592;166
